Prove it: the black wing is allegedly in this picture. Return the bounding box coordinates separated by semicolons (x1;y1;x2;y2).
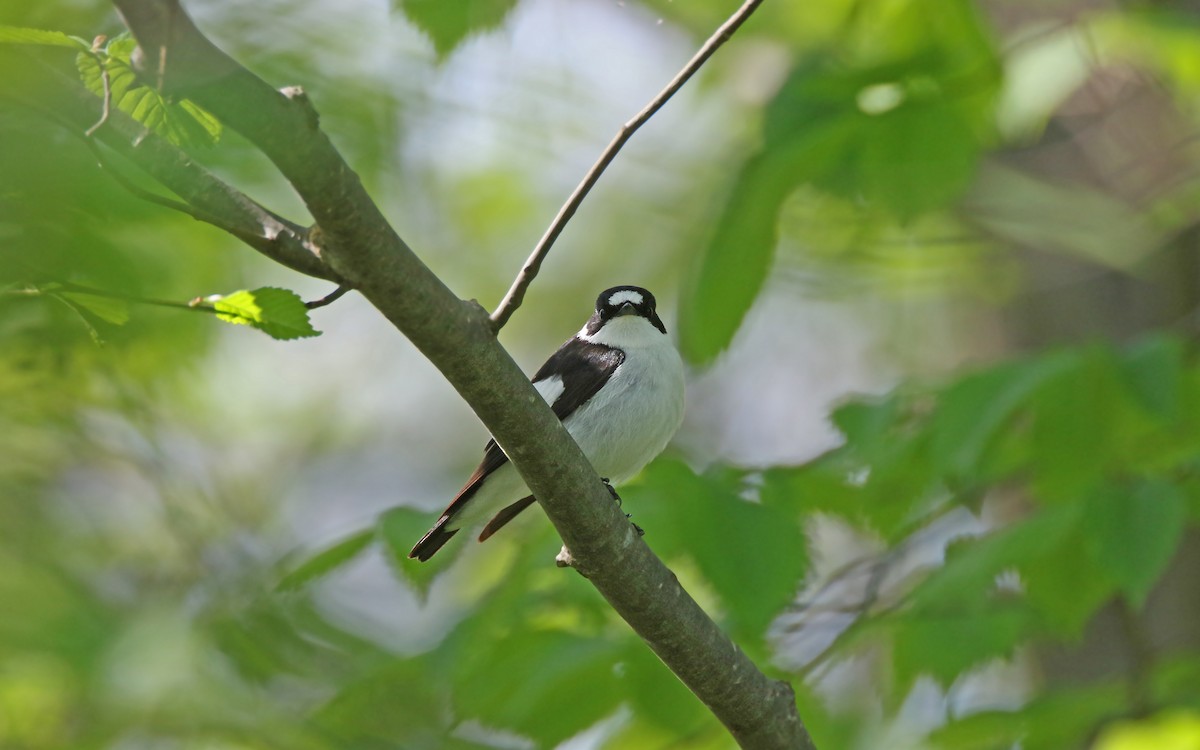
409;338;624;560
532;338;625;421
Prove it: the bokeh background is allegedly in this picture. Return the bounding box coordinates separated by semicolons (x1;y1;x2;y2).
3;0;1200;748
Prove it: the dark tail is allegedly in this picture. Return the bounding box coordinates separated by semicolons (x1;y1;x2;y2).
409;522;458;561
478;495;536;541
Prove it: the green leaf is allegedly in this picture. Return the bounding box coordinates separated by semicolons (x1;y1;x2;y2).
315;657;453;743
1120;335;1185;420
759;454;866;521
762;49;990;218
830;393;944;539
679;66;872;366
679;22;997;365
929;682;1127;750
75;36;222;148
451;630;625;746
377;506;456;599
860;99;979;218
48;293;105;344
889;604;1031;691
276;529;376;592
0;25;88;48
678;150;789;366
208;287;320;340
398;0;518;57
1085;480;1186;606
1021;682;1135;750
1020;526;1116;638
630;459;808;643
57;291;130;326
930;351;1072;480
1031;348;1122;500
910;502;1081;614
928;708;1026;750
830;393;902;453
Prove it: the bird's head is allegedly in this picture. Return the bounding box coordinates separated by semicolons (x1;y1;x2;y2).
583;286;667;342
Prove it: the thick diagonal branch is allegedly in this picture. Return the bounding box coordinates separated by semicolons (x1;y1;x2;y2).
110;2;814;747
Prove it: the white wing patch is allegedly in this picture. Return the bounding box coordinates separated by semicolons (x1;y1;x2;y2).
533;375;565;408
606;289;644;307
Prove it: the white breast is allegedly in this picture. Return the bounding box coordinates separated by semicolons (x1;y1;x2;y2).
566;316;686;483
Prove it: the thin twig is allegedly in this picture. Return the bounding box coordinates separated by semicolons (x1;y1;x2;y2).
83;36;112;137
488;0;766;332
305;284;351;309
8;280;224;316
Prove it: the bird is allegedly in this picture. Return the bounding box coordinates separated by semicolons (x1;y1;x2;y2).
409;285;686;561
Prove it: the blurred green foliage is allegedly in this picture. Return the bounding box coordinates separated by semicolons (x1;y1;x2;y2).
3;0;1200;748
396;0;519;57
75;35;223;149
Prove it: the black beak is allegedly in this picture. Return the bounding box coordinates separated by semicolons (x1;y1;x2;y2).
615;301;638;317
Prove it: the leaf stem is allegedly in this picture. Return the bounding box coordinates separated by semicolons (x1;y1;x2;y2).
8;280;224;315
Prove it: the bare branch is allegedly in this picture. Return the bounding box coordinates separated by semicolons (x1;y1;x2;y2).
488;0;766;332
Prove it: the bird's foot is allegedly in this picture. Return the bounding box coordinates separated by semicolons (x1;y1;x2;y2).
627;514;645;537
600;480;643;536
600;477;622;506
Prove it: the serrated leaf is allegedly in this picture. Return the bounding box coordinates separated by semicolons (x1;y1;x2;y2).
209;287;320;340
0;25;88;48
57;291;130;325
377;506;456;598
75;36;221;148
276;529;376;592
1086;480;1186;607
398;0;519;57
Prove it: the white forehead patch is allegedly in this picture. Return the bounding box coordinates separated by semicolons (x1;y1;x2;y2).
607;289;644;307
